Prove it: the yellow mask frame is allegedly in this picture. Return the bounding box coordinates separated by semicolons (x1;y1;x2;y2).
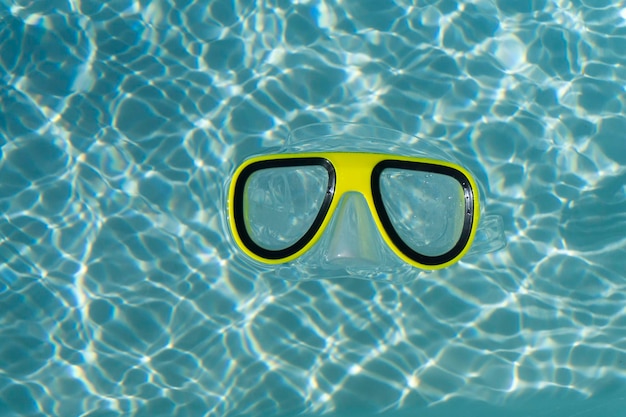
227;152;480;270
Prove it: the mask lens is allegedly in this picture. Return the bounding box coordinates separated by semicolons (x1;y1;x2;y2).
379;168;466;257
243;165;329;251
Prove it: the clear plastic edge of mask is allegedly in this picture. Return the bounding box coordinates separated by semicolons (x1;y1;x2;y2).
223;122;506;283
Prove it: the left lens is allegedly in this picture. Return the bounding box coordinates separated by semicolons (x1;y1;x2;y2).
244;165;329;251
232;157;335;260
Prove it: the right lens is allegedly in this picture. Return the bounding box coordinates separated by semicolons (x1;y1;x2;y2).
371;159;475;266
379;168;466;257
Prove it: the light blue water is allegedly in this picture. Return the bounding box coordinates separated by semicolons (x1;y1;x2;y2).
1;1;626;416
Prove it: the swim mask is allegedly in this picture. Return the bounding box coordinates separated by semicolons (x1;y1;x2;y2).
224;123;505;282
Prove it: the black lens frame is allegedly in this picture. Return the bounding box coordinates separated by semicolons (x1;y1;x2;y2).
371;160;475;266
233;158;336;259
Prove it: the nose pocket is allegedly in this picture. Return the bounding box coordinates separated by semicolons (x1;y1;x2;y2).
322;192;385;267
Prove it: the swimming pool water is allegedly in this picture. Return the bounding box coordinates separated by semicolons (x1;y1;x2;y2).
1;0;626;416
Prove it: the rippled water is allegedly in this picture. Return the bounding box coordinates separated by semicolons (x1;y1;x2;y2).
1;0;626;416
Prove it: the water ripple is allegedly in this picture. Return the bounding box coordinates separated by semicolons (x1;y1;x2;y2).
1;0;626;416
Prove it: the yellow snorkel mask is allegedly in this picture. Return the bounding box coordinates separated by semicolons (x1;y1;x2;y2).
225;123;505;282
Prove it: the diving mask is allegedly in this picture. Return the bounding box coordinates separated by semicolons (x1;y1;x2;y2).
225;123;505;280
